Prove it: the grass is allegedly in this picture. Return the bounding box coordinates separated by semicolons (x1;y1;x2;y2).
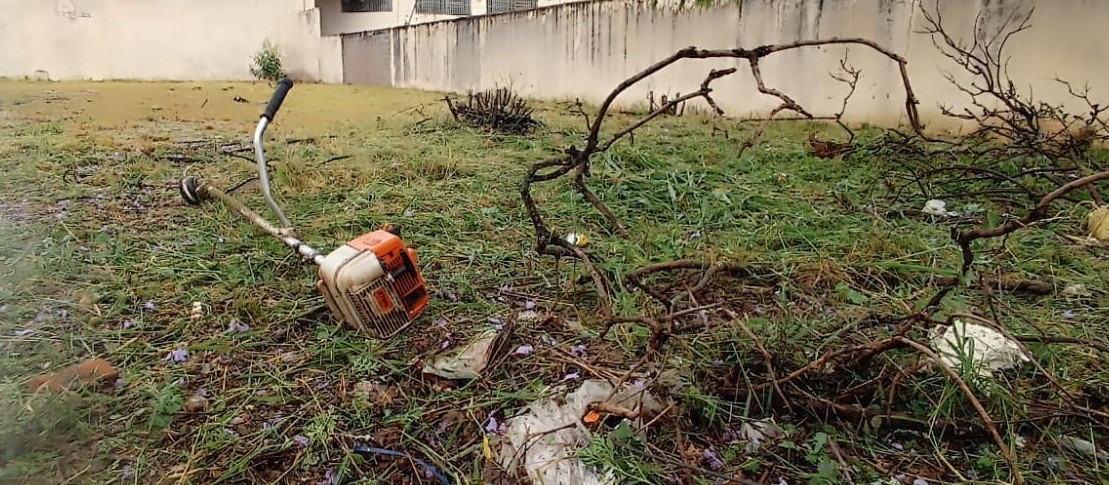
0;79;1107;484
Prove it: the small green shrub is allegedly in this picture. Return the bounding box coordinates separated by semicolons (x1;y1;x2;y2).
250;42;285;82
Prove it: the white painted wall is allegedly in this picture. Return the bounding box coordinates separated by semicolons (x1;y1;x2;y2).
0;0;342;82
315;0;583;35
344;0;1109;129
317;0;486;35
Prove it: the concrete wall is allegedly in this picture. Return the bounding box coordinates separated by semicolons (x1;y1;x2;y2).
343;0;1109;128
0;0;343;82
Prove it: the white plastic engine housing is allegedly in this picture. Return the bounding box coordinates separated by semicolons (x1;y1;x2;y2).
316;244;409;338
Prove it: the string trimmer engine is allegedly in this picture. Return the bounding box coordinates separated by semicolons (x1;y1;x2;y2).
316;226;428;337
178;78;428;339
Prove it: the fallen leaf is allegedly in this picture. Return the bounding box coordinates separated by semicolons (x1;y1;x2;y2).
28;358;119;393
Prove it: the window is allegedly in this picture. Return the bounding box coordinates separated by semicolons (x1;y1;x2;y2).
415;0;470;15
488;0;537;14
342;0;392;12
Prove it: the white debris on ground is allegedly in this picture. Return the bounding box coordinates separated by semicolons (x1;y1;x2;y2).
928;319;1030;377
422;330;500;380
1058;435;1109;462
564;232;589;247
738;418;785;453
497;379;664;485
922;199;955;217
1061;283;1091;297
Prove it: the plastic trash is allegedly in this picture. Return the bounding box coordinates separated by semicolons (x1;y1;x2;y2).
497;379;664;485
565;232;589;247
423;330;499;380
922;199;954;217
928;319;1029;377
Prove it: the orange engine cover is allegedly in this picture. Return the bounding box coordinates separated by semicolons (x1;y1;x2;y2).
316;228;429;339
346;230;429;319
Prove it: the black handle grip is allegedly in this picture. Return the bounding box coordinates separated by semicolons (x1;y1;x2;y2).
262;78;293;121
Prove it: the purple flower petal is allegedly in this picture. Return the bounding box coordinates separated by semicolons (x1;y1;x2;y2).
702;449;724;470
165;347;188;363
121;319;135;329
1063;310;1076;319
321;467;337;485
891;442;904;451
485;416;500;434
632;379;646;390
514;345;534;356
143;300;157;312
440;340;451;350
114;378;127;389
561;371;580;381
120;466;135;480
712;358;724;366
570;344;587;357
912;479;928;485
293;434;309;447
436;318;448;328
691;230;702;239
524;301;537;311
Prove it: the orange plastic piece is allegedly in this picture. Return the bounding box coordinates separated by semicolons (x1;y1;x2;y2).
583;410;601;425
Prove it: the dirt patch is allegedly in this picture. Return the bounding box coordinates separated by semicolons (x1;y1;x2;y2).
0;200;38;227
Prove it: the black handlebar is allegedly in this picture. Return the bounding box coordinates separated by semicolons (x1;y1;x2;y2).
262;78;294;121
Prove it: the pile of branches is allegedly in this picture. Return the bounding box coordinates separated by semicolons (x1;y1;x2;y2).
445;88;540;134
514;3;1107;484
874;4;1107;212
862;2;1109;278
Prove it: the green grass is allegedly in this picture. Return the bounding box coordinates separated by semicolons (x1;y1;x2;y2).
0;80;1106;484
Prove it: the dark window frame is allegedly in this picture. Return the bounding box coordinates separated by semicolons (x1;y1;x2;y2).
488;0;537;14
341;0;392;12
415;0;470;15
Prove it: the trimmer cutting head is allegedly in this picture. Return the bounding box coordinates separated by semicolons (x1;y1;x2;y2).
177;79;429;339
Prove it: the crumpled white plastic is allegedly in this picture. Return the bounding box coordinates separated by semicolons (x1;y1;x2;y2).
922;199;955;217
928;319;1030;377
497;379;663;485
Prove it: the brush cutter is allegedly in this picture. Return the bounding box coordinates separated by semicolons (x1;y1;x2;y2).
178;79;429;339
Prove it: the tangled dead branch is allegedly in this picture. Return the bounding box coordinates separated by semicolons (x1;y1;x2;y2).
521;38;923;317
875;2;1107;210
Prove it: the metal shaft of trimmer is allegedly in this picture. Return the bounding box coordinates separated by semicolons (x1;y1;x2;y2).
197;182;325;265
